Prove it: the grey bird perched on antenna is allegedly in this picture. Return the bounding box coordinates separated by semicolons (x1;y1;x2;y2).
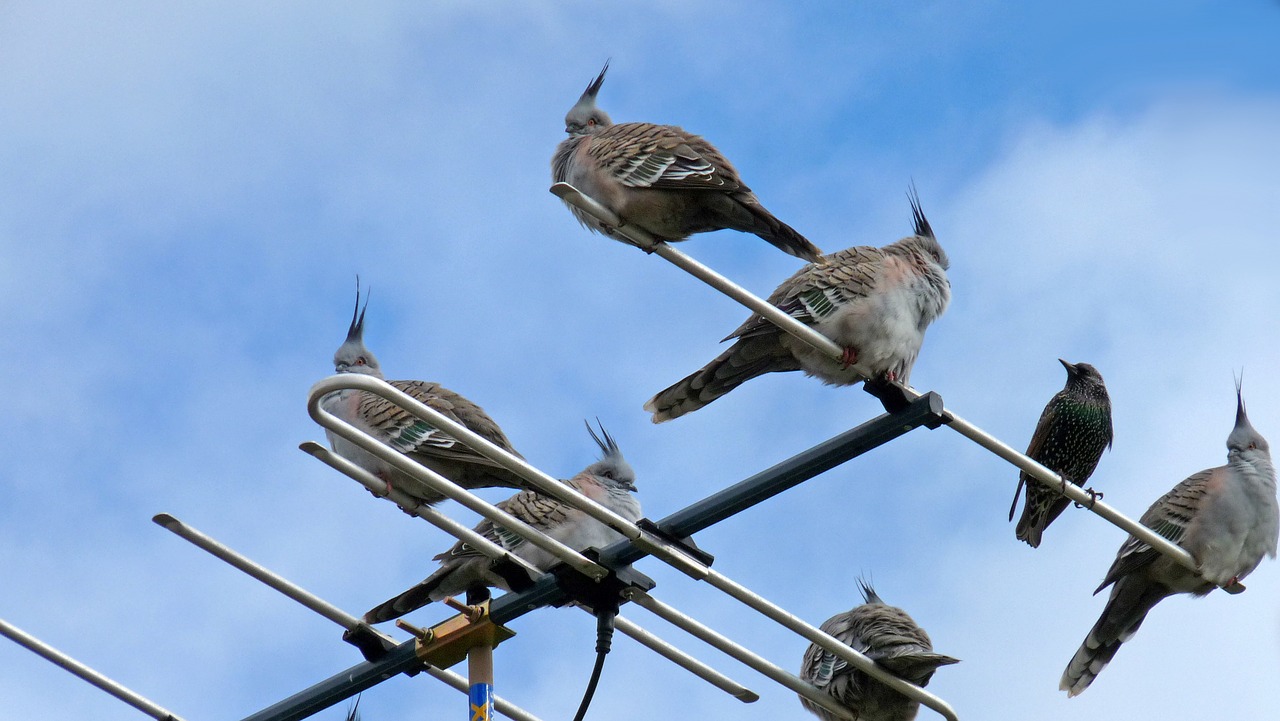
1009;359;1113;548
321;281;527;506
551;61;824;263
1060;382;1278;696
800;581;959;721
644;188;949;423
363;422;642;623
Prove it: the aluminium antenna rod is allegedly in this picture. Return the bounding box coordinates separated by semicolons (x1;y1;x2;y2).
299;442;544;580
605;612;759;702
266;397;940;721
0;616;187;721
152;514;544;721
624;591;854;721
550;181;1213;591
307;375;708;580
307;388;609;582
302;442;761;704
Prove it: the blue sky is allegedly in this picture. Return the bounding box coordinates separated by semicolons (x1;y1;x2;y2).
3;2;1279;720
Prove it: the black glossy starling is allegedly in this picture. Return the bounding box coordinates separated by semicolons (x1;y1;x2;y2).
1008;359;1113;547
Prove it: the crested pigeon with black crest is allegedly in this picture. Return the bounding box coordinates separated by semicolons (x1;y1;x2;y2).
800;581;958;721
644;187;949;422
321;281;526;506
1060;382;1278;696
363;421;641;622
552;61;823;263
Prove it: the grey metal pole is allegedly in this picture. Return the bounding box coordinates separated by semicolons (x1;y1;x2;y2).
307;375;710;581
298;442;544;581
550;181;1217;591
302;440;765;703
0;617;187;721
625;591;855;721
606;613;759;702
152;513;546;721
307;386;608;582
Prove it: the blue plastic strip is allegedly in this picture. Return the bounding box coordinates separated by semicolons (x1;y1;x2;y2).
468;683;493;721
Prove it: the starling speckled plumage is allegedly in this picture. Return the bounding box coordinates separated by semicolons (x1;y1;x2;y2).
1008;359;1114;547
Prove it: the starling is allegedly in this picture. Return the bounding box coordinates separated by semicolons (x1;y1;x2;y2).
1008;359;1113;547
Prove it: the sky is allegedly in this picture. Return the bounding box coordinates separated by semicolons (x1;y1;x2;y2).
2;1;1279;720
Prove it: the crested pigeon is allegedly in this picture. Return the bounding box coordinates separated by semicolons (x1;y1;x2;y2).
1060;384;1278;696
321;282;526;506
800;581;959;721
363;422;641;623
551;61;824;263
1009;359;1113;548
644;188;949;423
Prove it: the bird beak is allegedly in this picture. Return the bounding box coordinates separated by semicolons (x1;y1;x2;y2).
1058;358;1077;374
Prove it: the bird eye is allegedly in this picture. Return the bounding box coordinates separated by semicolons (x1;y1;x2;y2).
355;357;366;366
1249;442;1258;450
587;118;596;126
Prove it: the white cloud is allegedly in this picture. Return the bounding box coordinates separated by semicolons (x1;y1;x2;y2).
2;3;1279;720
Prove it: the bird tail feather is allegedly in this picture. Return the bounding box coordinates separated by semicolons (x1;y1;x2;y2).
363;568;450;624
644;335;799;423
1015;482;1073;548
879;652;961;684
743;202;824;263
1060;577;1166;696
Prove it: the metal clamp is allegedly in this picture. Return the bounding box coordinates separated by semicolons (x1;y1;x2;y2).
398;599;516;671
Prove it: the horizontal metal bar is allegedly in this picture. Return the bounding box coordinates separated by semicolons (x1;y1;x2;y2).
591;609;759;703
550;182;663;251
153;513;367;630
299;442;543;581
306;384;608;582
307;374;711;581
699;569;958;721
551;182;843;360
651;392;946;546
154;513;544;721
0;616;186;721
626;591;854;721
422;665;544;721
554;181;1222;594
929;399;1218;587
240;642;422;721
309;375;643;541
305;441;757;704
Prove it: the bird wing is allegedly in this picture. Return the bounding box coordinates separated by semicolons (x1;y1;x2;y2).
590;122;745;192
355;380;520;468
802;608;871;688
432;486;575;563
727;245;887;341
1008;392;1066;519
1096;467;1218;592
